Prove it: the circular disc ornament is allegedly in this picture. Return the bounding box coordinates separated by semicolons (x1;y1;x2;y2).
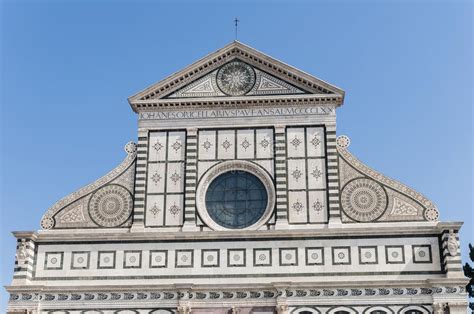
216;61;256;96
41;217;55;230
341;178;388;222
88;184;133;227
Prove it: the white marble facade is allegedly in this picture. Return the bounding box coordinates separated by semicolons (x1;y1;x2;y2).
6;42;468;313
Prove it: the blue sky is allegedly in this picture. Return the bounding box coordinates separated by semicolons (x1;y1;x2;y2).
0;0;472;310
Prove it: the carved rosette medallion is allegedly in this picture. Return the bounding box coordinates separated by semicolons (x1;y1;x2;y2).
216;61;256;96
88;184;133;227
424;207;439;221
336;135;350;149
41;217;55;230
341;178;388;222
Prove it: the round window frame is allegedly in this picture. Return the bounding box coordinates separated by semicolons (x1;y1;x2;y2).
196;160;276;231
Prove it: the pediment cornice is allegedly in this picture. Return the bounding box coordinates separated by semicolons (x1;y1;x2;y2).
128;41;344;112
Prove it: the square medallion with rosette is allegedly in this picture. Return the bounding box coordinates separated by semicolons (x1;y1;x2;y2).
149;250;167;268
227;249;246;267
97;251;115;269
71;251;90;269
253;248;272;266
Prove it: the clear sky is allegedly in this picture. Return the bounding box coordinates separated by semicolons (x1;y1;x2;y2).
0;0;472;310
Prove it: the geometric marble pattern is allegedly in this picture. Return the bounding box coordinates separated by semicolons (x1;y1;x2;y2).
286;126;327;224
412;245;432;264
175;250;193;268
146;130;186;227
305;247;324;265
44;252;63;270
201;249;220;267
253;248;272;267
71;251;90;270
332;247;351;265
97;251;115;269
358;246;378;264
279;248;298;266
123;251;141;269
149;250;168;268
385;246;405;264
227;249;246;267
167;61;306;99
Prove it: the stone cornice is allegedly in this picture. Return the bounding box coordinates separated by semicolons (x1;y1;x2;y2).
12;221;463;242
131;94;342;113
5;278;469;293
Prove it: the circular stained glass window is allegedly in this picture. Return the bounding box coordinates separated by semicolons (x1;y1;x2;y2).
205;170;268;229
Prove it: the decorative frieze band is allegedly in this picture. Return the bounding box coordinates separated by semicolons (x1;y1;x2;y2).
8;285;466;304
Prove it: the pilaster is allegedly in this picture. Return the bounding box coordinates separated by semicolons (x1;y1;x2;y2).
441;229;463;277
131;129;148;230
274;125;289;229
182;128;199;231
326;123;341;225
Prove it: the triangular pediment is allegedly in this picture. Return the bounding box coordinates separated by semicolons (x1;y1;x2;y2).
167;59;307;99
128;41;344;111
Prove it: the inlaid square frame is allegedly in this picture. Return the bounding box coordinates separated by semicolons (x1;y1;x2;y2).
123;250;142;269
412;245;433;264
385;245;405;264
44;252;64;270
97;251;116;269
305;247;325;266
201;249;220;268
70;251;91;270
279;247;298;266
253;248;272;267
175;249;194;268
149;250;168;268
358;246;378;265
331;246;351;265
227;248;246;267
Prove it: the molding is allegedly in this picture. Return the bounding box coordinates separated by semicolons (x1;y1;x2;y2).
6;284;467;306
12;221;463;243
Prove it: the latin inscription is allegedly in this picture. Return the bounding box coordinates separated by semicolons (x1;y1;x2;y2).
139;106;335;121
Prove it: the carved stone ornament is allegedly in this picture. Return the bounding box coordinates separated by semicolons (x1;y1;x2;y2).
15;242;28;264
341;178;388;222
447;231;458;257
337;136;439;221
40;216;55;230
40;142;137;229
88;184;133;227
195;160;276;231
216;61;256;96
336;135;350;149
424;207;440;221
124;141;137;154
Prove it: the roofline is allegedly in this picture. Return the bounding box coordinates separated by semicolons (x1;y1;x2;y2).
128;41;345;107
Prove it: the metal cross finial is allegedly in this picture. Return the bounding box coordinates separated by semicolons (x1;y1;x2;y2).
234;17;240;40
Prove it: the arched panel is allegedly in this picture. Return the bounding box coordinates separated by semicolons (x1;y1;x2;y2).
398;305;430;314
291;307;321;314
363;306;394;314
327;307;358;314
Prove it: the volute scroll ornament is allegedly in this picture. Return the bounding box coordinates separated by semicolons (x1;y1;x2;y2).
337;135;440;222
39;141;137;230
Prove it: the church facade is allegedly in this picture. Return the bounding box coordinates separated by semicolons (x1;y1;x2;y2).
6;42;468;313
